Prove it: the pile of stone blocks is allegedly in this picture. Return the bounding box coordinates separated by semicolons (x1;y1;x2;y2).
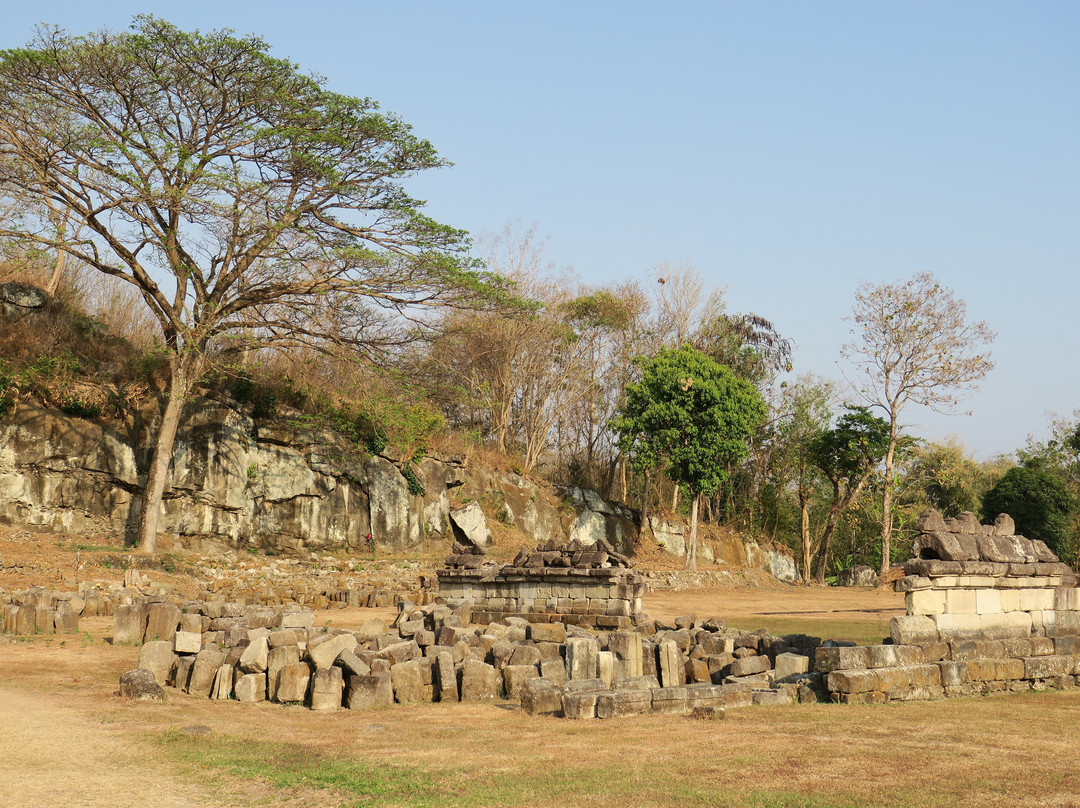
820;509;1080;703
0;586;90;635
438;538;647;628
124;593;821;713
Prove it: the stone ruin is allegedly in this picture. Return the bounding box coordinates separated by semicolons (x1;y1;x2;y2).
437;538;648;629
820;509;1080;703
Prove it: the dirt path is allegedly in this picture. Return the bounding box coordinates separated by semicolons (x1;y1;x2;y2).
0;686;216;808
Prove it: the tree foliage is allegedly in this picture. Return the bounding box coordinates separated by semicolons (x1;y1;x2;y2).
0;17;503;550
842;272;995;574
611;345;766;568
983;466;1076;563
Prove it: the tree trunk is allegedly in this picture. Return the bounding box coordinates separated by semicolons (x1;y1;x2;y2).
879;428;899;576
45;249;66;296
639;468;652;542
799;492;813;586
685;493;699;571
672;483;679;512
136;355;200;553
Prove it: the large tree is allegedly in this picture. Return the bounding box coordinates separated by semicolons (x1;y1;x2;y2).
611;345;766;570
0;18;503;551
842;272;995;575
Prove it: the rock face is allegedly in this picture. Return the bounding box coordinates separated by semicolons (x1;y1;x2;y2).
0;398;795;582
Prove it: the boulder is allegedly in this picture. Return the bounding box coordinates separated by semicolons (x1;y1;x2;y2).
119;668;164;702
448;503;493;550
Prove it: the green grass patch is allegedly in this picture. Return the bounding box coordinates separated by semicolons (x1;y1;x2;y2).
158;731;455;807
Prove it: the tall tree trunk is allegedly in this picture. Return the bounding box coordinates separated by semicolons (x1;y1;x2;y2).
639;468;652;542
136;355;201;553
45;249;66;296
685;493;699;571
799;490;813;586
879;425;899;576
672;483;679;512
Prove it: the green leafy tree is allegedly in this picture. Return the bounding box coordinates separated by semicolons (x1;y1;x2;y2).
0;18;504;551
810;405;891;582
611;345;766;569
983;467;1076;563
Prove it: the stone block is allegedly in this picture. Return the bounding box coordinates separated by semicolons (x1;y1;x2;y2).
608;631;644;679
658;639;685;687
686;684;726;709
112;604;147;645
503;664;541;700
685;658;711;684
212;664;235;700
280;611;315;629
729;655;770;678
137;640;178;687
276;662;311;702
235;673;266;703
650;686;690;715
174;630;202;655
999;589;1021;612
1055;588;1080;611
975;589;1002;615
1024;655;1074;680
1020;589;1054;611
562;691;600;719
309;633;358;670
1054;636;1080;656
378;640;421;665
814;645;870;673
774;652;810;680
720;682;753;708
310;667;344;711
566;636;599;681
460;659;501;701
539;658;568;685
267;645;301;700
596;689;651;718
268;629;301;648
239;636;269;673
347;672;393;710
945;589;977;615
187;649;226;698
520;677;563;716
934;612;1032;641
390;659;426;703
528;622;567;644
753;689;794;706
827;668;883;694
906;589;946;615
890;615;940;646
145;603;181;642
52;602;79;635
434;651;458;702
598;651;615;687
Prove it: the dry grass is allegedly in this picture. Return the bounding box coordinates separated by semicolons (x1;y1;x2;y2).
3;598;1080;808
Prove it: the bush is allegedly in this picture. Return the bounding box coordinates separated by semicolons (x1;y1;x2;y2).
982;466;1076;563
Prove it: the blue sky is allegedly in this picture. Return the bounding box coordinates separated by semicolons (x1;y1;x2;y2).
4;2;1077;458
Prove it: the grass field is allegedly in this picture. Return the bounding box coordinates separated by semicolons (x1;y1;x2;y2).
2;584;1078;808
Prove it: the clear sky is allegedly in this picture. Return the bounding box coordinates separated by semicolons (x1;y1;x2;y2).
3;2;1077;458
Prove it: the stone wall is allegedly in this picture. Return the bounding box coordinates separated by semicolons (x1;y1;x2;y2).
437;540;648;629
820;509;1080;703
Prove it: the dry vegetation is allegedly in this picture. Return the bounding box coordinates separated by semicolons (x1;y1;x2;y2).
0;529;1076;808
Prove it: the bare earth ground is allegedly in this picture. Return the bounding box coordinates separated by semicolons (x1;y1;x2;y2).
2;528;1079;807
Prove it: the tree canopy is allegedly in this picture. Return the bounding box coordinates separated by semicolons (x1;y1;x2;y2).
0;17;504;550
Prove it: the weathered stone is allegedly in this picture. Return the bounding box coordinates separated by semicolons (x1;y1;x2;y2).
608;631;643;679
561;691;600;719
520;677;563;716
503;664;541;700
235;673;267;703
565;636;599;681
267;645;301;700
539;658;568;685
174;630;203;655
239;636;269;673
449;502;494;550
379;640;422;665
338;649;371;678
136;640;178;687
310;667;345;711
113;604;147;645
211;664;235;700
890;615;940;645
308;633;358;670
390;659;426;703
188;649;227;698
119;668;164;702
1024;655;1074;680
720;682;753;708
597;651;615;687
729;655;770;678
650;686;690;715
596;689;651;718
280;611;315;630
52;601;80;634
773;652;809;680
145;603;181;643
460;659;501;701
276;662;311;702
346;672;393;710
658;639;685;688
434;651;458;702
528;623;567;644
